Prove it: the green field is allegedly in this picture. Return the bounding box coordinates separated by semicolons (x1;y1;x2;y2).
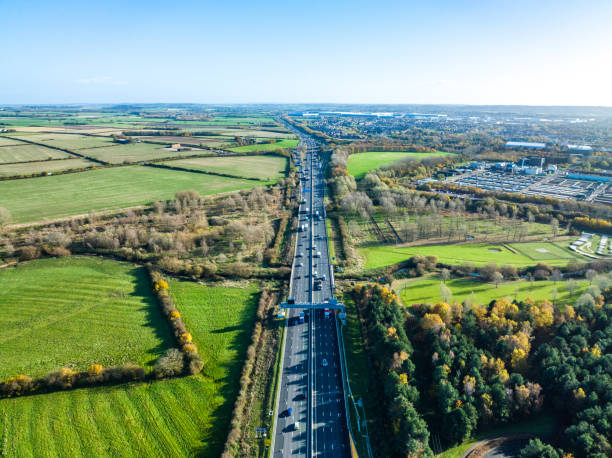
0;158;93;176
163;154;287;180
0;143;70;163
399;276;588;308
198;127;296;138
347;151;452;178
79;143;185;164
228;138;299;153
0;279;260;457
0;137;26;146
0;165;271;224
11;133;115;150
0;257;172;379
358;242;585;269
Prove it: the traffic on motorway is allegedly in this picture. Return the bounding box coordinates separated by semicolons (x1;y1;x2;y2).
271;127;349;457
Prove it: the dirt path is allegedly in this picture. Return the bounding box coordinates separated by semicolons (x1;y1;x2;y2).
462;434;533;458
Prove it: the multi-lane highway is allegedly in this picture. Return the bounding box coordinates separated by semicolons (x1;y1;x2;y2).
272;128;349;457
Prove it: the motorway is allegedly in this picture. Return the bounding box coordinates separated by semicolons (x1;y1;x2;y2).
272;128;349;457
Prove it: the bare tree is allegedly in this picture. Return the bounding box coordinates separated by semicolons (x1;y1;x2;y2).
492;271;504;288
586;269;597;285
440;283;452;303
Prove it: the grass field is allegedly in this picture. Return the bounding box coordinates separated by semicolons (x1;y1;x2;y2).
0;257;172;379
0;158;93;176
163;155;287;180
0;165;271;224
347;151;452;178
0;279;260;457
228;138;299;153
0;143;70;163
197;127;296;138
358;242;585;269
399;276;588;308
11;133;115;150
79;143;185;163
0;137;26;146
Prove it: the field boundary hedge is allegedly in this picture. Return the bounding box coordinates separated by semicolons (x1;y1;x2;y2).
0;268;203;399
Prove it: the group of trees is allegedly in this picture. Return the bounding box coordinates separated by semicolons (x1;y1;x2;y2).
351;283;433;457
0;363;146;398
530;296;612;456
150;270;203;377
0;185;292;281
352;272;611;457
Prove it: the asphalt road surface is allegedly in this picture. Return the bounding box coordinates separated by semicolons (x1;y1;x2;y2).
272;128;349;457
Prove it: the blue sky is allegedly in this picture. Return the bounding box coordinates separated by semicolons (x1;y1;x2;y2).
1;0;611;105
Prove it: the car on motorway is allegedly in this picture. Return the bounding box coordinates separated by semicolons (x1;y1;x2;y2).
322;358;328;367
294;421;300;431
296;392;306;400
324;308;330;318
297;262;303;267
287;407;293;416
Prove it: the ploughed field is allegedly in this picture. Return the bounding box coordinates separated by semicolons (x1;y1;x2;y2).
0;277;260;457
0;256;172;380
0;165;270;224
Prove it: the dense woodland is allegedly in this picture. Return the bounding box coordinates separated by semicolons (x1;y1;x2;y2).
351;273;612;458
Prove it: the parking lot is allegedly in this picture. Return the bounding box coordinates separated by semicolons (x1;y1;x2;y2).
452;169;611;202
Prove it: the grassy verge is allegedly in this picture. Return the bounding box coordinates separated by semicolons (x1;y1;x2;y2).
341;293;375;457
327;218;337;262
